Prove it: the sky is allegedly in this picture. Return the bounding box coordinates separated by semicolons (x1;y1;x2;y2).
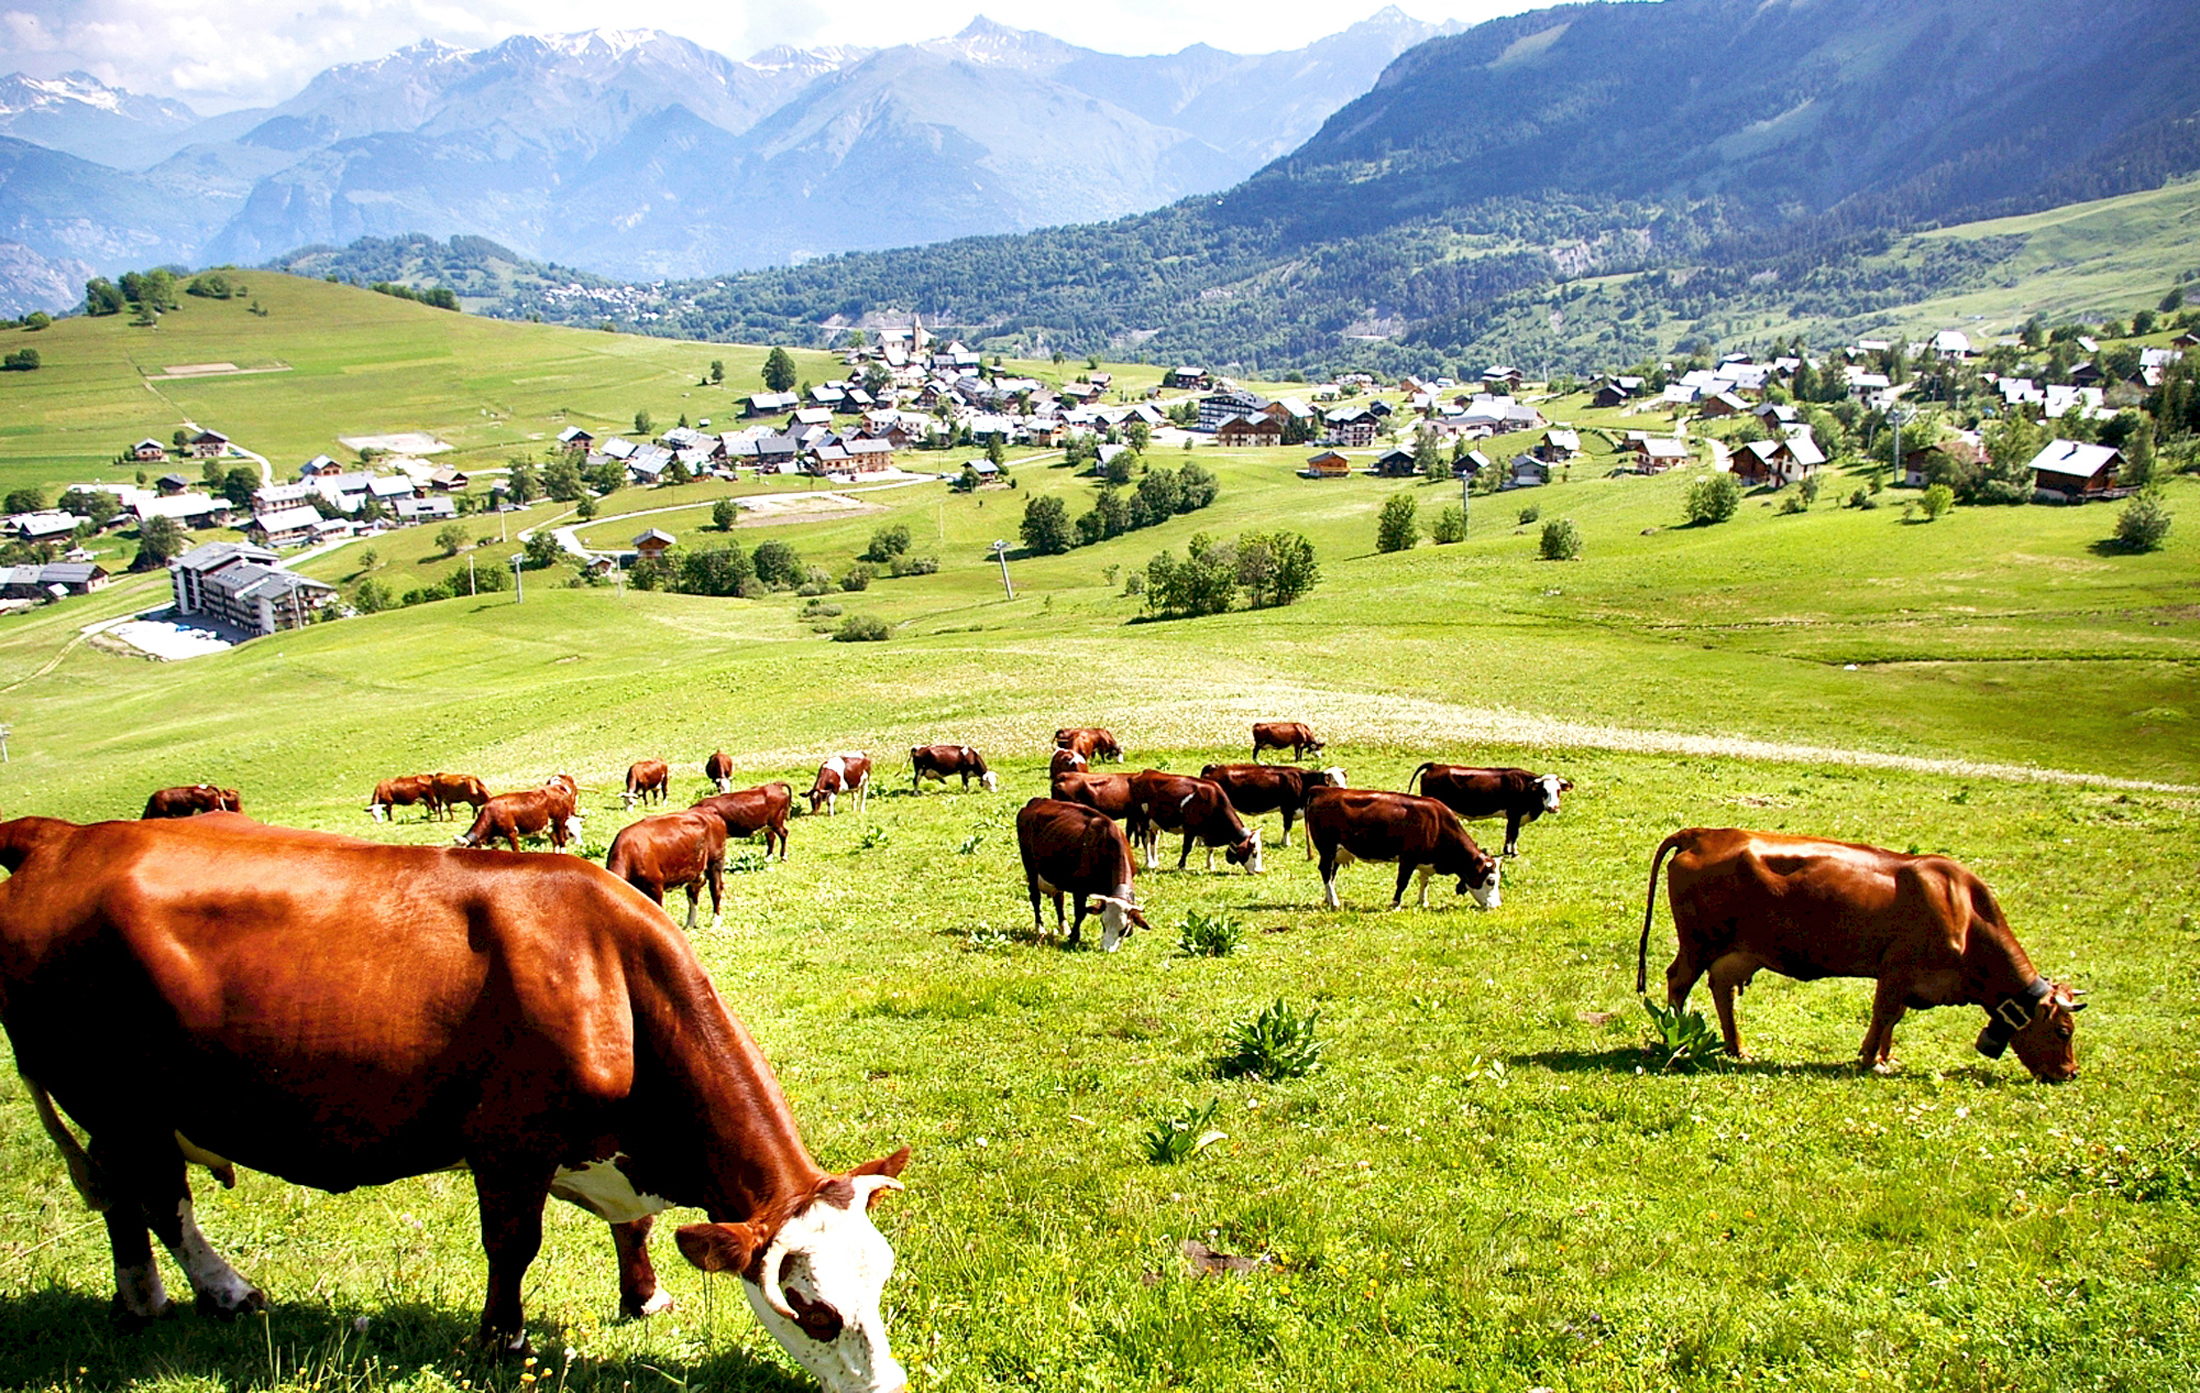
0;0;1545;113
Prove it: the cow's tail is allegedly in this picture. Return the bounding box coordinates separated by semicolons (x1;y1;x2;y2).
1406;761;1436;795
1637;830;1690;994
22;1078;108;1211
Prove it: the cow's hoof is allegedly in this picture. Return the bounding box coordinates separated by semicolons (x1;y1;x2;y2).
1870;1058;1899;1076
478;1330;533;1359
110;1294;174;1329
196;1286;268;1320
621;1289;675;1321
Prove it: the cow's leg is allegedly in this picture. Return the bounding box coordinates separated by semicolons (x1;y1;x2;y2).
160;1192;263;1317
681;883;700;932
705;854;725;933
84;1133;170;1326
1860;977;1909;1074
1066;895;1084;947
1278;808;1295;848
1504;812;1523;857
473;1167;553;1353
1180;832;1197;871
1706;953;1756;1059
612;1217;673;1319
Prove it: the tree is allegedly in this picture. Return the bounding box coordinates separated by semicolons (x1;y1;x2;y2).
131;516;185;572
660;458;689;488
2;348;40;371
84;277;126;316
505;460;539;505
763;347;798;392
1175;462;1219;511
2117;416;2157;488
219;465;260;510
1019;494;1073;555
1684;472;1742;524
22;311;49;331
59;488;120;528
435;523;468;558
1144;534;1238;617
1131;468;1184;527
752;539;803;588
575;496;596;521
985;436;1006;467
523;530;562;569
634;410;654;437
543;455;584;502
712;498;740;531
1376;494;1419;553
1414;429;1446;482
353;578;392;613
861;524;911;562
1235;530;1319;608
2113;488;2173;552
677;544;754;596
953;464;981;493
1123;419;1152;454
1539;517;1582;560
1918;483;1955;520
4;487;46;514
710;360;725;384
1429;504;1468;543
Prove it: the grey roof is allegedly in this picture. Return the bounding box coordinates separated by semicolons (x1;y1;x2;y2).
175;541;280;572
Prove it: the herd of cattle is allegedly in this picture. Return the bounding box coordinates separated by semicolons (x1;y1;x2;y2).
1;725;2084;1393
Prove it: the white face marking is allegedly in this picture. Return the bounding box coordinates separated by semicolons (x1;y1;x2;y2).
168;1199;259;1311
717;777;733;793
622;791;638;810
745;1190;907;1393
369;804;387;822
1539;774;1563;812
564;816;585;843
1470;860;1501;910
1322;767;1347;787
981;771;997;792
551;1158;671;1225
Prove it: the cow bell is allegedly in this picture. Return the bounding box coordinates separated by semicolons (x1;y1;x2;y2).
1975;1026;2010;1060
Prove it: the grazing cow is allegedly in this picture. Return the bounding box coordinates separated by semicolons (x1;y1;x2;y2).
0;812;912;1384
367;775;440;823
1408;763;1573;856
623;760;672;810
1053;727;1122;763
1015;798;1149;950
1048;746;1090;779
1198;763;1346;847
1050;771;1135;821
1126;770;1261;873
910;744;997;793
456;775;583;853
141;785;242;819
606;810;727;932
1638;827;2083;1080
429;772;492;821
690;782;793;862
1305;787;1500;911
808;753;871;816
1251;722;1323;763
704;750;735;795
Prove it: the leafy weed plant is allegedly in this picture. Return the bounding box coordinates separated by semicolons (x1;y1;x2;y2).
1177;908;1245;957
1642;996;1726;1072
1139;1098;1225;1165
1223;998;1322;1080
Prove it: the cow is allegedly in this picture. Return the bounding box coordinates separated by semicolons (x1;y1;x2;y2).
367;774;440;823
1408;763;1573;857
1251;722;1323;763
1048;746;1090;779
808;753;871;817
1198;763;1347;848
1053;727;1122;763
910;744;996;794
1050;770;1136;822
1015;798;1150;951
1126;770;1261;873
0;812;912;1386
1305;787;1500;911
690;782;794;862
456;775;583;853
704;750;735;795
140;785;242;819
1637;827;2083;1080
430;772;492;821
624;759;672;811
606;810;727;932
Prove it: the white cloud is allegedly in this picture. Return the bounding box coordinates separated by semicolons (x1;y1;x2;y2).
0;0;1539;113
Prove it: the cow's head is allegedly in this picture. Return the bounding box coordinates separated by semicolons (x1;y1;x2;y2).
677;1150;912;1393
1457;851;1500;910
1317;767;1347;789
1978;980;2082;1082
1225;826;1263;874
621;789;639;811
980;769;998;792
1538;774;1572;813
368;801;387;823
1086;891;1150;952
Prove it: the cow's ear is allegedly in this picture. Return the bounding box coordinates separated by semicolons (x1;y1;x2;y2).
675;1220;765;1274
851;1145;912;1182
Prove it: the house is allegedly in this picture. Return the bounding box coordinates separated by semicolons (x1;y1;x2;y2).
1505;456;1550;489
156;473;191;495
253;482;318;514
1931;330;1973;359
0;562;107;600
244;505;324;549
1303;450;1351;478
366;475;418;505
1163;366;1209;390
169;541;337;636
633;528;676;561
189;429;229;458
2172;329;2199;348
1752;402;1800;430
1454;449;1491;479
1320;407;1381;448
299;454;344;478
746;391;800;418
2027;439;2124;498
556;426;595;452
1535;428;1581;463
1659;383;1700;409
1374;447;1420;478
12;512;78;543
1482;366;1525;390
842;438;896;472
131;438;169;462
429;467;470;491
1216;415;1284;447
1901;440;1981;489
1590;376;1643;408
1628;437;1694;472
393;496;458;524
133;492;232;527
1697;391;1750;419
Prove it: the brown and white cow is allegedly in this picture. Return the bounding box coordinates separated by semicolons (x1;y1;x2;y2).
1047;746;1090;779
606;809;727;932
690;782;793;862
1126;770;1261;874
910;745;996;793
1198;763;1346;847
1049;770;1136;822
1305;787;1500;911
141;785;242;819
0;812;912;1387
808;753;871;816
1408;763;1573;856
704;749;735;795
367;774;440;823
1638;827;2082;1080
1251;722;1323;763
456;775;583;853
1015;797;1149;951
623;759;672;811
429;772;492;821
1053;727;1122;763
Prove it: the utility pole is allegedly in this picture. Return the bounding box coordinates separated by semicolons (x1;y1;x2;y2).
468;554;476;597
991;539;1014;599
511;555;525;604
0;722;11;763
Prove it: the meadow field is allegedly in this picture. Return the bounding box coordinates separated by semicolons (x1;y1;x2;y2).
0;283;2197;1393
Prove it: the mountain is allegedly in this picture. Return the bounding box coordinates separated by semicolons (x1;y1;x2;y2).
0;11;1453;304
510;0;2200;372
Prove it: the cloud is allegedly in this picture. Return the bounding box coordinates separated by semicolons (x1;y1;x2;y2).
0;0;1537;112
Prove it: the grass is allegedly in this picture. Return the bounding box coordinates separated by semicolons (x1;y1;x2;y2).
0;286;2196;1391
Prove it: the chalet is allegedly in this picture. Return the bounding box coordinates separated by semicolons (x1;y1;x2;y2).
12;512;79;543
659;426;711;451
634;528;677;561
132;438;169;462
189;429;229;458
1482;366;1525;390
1322;407;1382;448
430;467;470;491
1505;456;1550;489
0;562;107;600
1374;447;1420;478
754;434;800;468
245;505;324;549
626;446;673;483
1628;437;1693;473
2026;439;2123;498
601;437;640;461
1164;366;1209;390
2042;383;2106;419
1930;330;1973;359
1659;383;1701;409
1303;450;1351;478
366;475;418;504
790;407;834;429
556;426;595;452
1215;415;1284;447
1590;376;1642;408
170;541;337;636
746;391;800;418
1901;440;1981;489
1535;428;1581;463
1455;449;1491;479
133;493;232;527
1752;402;1800;429
393;496;457;525
156;473;191;495
2172;330;2200;348
1697;391;1749;419
2069;360;2104;389
253;482;317;514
